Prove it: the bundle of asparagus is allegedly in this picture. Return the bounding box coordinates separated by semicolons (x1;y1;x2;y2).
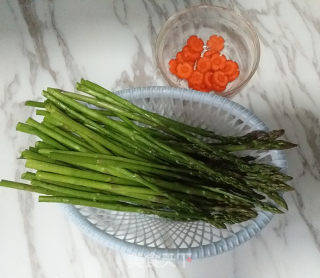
0;80;297;229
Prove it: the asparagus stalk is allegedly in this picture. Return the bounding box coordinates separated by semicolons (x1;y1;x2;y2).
25;159;142;186
45;90;246;187
41;121;97;152
35;171;158;197
26;117;91;152
35;141;56;149
33;180;171;210
42;91;287;212
28;173;109;194
32;153;261;208
216;140;297;151
42;154;196;184
78;80;294;148
44;103;146;160
36;110;49;116
59;90;157;128
76;81;296;176
21;172;37;181
0;180;55;195
43;93;166;161
60;88;270;195
25;100;45;108
40;150;188;173
21;150;61;165
22;171;111;194
38;196;218;224
0;80;297;229
16;123;67;150
76;80;234;142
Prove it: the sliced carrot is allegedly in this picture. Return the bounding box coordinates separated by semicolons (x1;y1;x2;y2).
182;45;201;62
188;70;204;86
204;71;214;89
207;35;224;52
199;84;210;92
189;83;200;91
212;71;228;87
228;69;240;82
187;61;196;70
212;83;226;92
187;35;204;52
169;33;239;94
211;54;226;71
203;49;218;58
176;62;193;79
169;59;178;75
222;60;239;76
176;51;184;64
196;57;211;73
181;45;189;53
189;82;209;92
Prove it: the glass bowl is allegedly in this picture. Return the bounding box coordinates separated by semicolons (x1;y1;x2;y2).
155;5;260;98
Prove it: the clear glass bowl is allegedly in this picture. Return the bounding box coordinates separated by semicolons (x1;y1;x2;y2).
155;5;260;98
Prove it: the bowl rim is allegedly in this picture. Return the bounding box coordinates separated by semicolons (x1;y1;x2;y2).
61;86;287;261
155;4;261;98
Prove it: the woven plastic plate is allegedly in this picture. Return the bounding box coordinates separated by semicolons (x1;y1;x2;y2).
62;87;287;260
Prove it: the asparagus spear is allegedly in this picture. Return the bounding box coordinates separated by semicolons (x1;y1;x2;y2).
25;159;142;186
26;118;91;152
41;121;96;152
35;171;158;196
25;100;46;108
0;180;55;195
0;79;297;229
33;180;171;210
16;123;67;150
78;79;295;148
44;90;248;188
38;196;225;226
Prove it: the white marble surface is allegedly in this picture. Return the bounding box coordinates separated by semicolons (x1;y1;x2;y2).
0;0;320;277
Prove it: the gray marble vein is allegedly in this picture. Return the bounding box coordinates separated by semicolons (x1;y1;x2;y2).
18;0;58;83
48;0;83;84
18;192;46;278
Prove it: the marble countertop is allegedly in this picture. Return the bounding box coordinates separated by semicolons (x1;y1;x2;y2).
0;0;320;277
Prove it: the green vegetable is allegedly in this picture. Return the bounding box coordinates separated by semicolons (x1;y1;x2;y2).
0;79;297;228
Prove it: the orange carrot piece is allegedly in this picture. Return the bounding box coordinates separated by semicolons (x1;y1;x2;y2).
176;51;184;64
176;62;193;79
188;70;204;86
169;59;178;75
207;35;224;52
203;49;218;58
189;83;209;92
212;83;226;92
204;71;214;89
187;35;204;52
228;69;240;82
196;57;212;73
169;33;238;93
222;60;239;76
182;45;201;62
212;71;228;87
187;61;195;69
188;83;198;91
211;54;226;71
198;84;210;92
